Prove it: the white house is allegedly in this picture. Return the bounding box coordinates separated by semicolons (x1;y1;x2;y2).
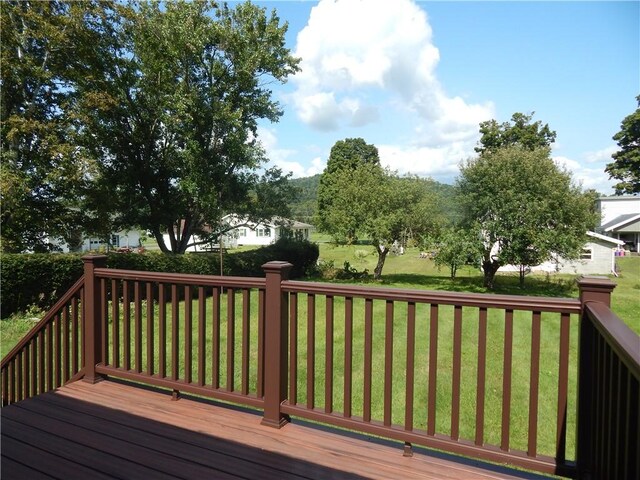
161;216;314;252
54;229;142;253
223;215;313;247
497;231;625;275
596;196;640;252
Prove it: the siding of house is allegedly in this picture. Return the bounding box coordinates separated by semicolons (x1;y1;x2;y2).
598;197;640;224
550;240;617;275
498;235;623;275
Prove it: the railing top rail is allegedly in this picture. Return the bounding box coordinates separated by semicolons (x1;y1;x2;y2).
1;275;85;369
283;280;581;313
584;301;640;378
94;268;266;289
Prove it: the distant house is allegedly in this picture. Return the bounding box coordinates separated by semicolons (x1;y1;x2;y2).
223;215;314;247
596;196;640;252
55;229;142;253
161;216;314;252
498;231;625;276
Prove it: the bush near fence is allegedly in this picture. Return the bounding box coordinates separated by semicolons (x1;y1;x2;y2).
0;237;319;318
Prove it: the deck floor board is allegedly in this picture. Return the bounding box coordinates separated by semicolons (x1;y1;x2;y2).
1;380;548;479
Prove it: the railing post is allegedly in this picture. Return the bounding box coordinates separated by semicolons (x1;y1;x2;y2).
576;276;616;479
577;275;616;308
261;261;292;428
82;255;107;384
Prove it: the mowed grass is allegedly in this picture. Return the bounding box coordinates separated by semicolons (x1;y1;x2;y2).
1;242;638;462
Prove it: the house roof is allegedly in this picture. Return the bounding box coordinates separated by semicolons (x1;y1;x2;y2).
586;230;626;246
600;213;640;232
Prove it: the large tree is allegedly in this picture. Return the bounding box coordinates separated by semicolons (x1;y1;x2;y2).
457;146;598;289
475;112;556;154
73;1;300;253
0;1;113;252
605;95;640;195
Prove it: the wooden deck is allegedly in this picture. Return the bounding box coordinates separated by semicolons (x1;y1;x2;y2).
1;380;552;480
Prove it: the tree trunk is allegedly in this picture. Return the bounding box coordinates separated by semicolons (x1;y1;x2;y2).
373;245;388;280
482;258;500;289
152;228;171;253
519;265;526;288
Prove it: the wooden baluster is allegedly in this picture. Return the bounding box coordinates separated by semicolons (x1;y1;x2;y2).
123;280;131;371
134;282;142;373
111;280;119;368
158;284;166;378
289;292;298;405
528;311;542;457
344;297;353;418
501;309;514;451
363;298;373;423
241;289;250;395
226;288;235;392
451;305;463;440
475;307;488;446
171;284;179;381
405;302;416;431
383;300;394;427
185;285;192;384
556;312;570;462
212;286;220;389
198;286;206;386
325;295;334;414
146;282;155;376
427;304;439;435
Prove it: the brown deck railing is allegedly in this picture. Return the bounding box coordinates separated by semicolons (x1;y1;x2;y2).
576;281;640;479
2;255;638;479
1;276;85;405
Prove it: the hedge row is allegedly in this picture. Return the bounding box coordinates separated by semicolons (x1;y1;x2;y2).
1;238;318;318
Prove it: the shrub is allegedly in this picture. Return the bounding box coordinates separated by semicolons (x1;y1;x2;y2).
0;238;319;318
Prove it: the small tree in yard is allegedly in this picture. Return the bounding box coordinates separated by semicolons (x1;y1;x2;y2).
316;145;443;279
433;227;481;279
457;145;598;289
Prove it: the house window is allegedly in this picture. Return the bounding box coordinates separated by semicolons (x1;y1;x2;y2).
581;248;592;260
238;228;247;237
257;227;271;237
111;235;120;247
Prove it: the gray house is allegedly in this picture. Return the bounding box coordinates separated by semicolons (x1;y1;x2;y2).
498;231;625;276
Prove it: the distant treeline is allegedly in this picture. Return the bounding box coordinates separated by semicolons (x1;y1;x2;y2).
289;174;459;225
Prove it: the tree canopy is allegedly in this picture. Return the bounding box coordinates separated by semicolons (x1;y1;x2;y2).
316;138;381;243
1;0;300;253
316;138;444;279
605;95;640;195
457;145;598;288
1;1;112;252
475;112;556;155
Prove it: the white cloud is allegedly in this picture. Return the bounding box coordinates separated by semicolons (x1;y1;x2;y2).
259;127;326;178
553;155;615;193
584;145;617;164
291;0;494;153
378;144;466;178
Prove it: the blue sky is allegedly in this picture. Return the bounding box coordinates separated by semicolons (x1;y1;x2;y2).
246;0;638;193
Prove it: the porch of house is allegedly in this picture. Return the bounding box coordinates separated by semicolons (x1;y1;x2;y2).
1;379;544;480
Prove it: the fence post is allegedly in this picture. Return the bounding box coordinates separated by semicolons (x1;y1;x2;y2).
576;276;616;479
82;255;107;384
261;261;292;428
